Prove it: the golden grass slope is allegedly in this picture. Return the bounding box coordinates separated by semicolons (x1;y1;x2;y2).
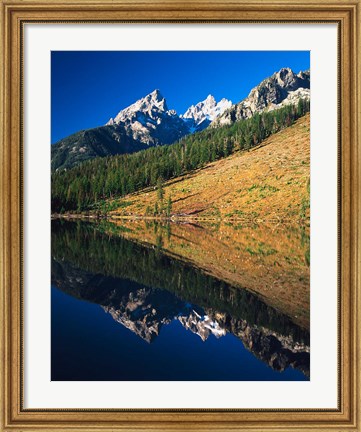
110;113;310;222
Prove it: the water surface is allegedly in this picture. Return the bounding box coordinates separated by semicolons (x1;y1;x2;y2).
51;219;310;381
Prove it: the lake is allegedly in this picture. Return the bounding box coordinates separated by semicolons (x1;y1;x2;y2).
51;219;310;381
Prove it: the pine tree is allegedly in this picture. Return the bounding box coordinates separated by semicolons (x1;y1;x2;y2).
156;177;164;201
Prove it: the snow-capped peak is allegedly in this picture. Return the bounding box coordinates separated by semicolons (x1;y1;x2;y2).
181;95;232;132
143;89;168;111
107;89;170;126
182;94;231;123
204;94;216;105
104;90;233;144
104;90;189;146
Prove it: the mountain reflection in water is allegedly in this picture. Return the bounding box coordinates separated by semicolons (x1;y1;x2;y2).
51;219;310;381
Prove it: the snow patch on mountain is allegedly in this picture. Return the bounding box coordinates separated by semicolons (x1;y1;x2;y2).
177;310;227;341
181;95;232;132
106;89;189;146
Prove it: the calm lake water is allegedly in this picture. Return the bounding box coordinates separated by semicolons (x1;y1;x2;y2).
51;219;310;381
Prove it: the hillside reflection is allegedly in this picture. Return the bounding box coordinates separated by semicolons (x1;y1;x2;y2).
51;220;310;378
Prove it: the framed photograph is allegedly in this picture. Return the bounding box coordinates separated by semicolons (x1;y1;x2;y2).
1;0;360;430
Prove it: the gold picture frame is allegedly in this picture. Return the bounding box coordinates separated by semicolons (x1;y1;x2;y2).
0;0;360;430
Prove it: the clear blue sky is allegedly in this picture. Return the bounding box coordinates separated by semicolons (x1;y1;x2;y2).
51;51;310;143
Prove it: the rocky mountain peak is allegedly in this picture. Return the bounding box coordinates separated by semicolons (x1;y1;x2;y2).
105;90;189;146
143;89;168;111
246;67;310;107
275;67;296;85
205;94;216;104
108;89;169;126
213;67;310;127
104;90;233;146
150;88;163;99
181;94;232;132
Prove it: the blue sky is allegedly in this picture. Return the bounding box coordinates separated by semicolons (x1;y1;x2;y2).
51;51;310;143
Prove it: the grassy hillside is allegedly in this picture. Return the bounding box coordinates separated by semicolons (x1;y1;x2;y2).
51;103;309;213
109;113;310;222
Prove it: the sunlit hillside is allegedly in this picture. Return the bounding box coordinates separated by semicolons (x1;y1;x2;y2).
109;113;310;222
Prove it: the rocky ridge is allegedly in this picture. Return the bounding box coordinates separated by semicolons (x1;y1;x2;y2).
213;67;310;127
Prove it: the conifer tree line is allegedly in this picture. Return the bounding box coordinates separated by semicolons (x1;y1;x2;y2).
51;99;310;213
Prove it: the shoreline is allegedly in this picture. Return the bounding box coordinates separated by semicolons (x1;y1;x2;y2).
51;212;310;226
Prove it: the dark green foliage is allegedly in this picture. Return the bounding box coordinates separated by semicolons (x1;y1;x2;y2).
51;101;310;212
156;177;164;201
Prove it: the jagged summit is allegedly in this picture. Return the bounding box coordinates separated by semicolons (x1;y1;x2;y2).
106;89;170;126
150;88;163;98
137;88;168;112
212;67;310;127
104;90;232;146
105;89;188;146
107;91;233;135
181;94;232;132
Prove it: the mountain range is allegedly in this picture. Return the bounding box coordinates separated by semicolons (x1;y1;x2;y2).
213;68;310;126
51;67;310;171
105;89;191;145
